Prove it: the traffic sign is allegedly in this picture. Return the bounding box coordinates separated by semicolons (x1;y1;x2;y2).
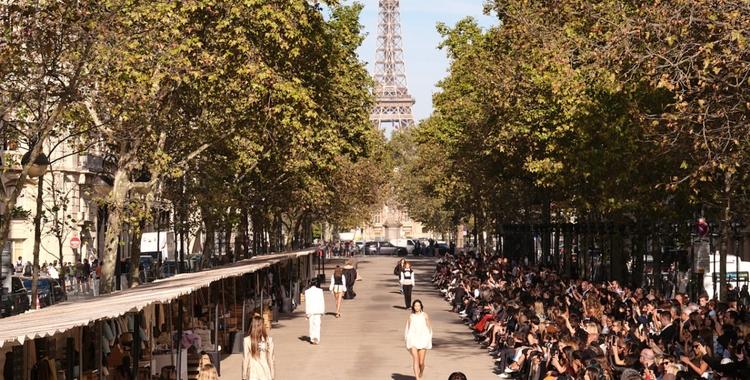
70;235;81;249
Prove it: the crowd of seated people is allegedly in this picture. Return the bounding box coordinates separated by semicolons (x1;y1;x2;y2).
434;251;750;380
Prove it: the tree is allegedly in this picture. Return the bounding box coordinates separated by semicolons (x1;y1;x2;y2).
0;0;100;256
604;0;750;299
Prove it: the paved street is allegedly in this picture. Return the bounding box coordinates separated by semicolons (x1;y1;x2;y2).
219;256;493;379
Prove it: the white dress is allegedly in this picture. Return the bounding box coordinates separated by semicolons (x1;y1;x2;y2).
405;312;433;350
243;336;274;380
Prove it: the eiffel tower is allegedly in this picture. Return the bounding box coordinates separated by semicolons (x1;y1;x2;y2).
371;0;415;130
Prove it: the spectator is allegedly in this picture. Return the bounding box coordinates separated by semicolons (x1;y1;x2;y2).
448;372;467;380
432;250;750;379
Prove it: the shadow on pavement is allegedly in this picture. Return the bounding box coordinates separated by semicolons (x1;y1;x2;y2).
391;374;416;380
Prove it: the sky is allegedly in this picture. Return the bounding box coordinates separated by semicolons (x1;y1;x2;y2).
353;0;497;122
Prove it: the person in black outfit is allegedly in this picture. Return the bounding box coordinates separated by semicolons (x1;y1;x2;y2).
400;261;415;309
343;261;357;300
452;280;468;312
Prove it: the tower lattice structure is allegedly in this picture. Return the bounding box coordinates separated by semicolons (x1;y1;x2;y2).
371;0;415;130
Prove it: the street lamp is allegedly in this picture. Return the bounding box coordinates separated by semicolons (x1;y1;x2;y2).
20;150;50;178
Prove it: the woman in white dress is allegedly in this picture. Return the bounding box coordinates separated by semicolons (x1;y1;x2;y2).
405;299;433;380
242;315;275;380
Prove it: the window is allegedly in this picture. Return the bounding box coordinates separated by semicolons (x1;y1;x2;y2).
12;240;24;259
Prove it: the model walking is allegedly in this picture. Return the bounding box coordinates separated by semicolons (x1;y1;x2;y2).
400;261;415;309
304;279;325;344
405;300;432;380
242;315;275;380
393;258;406;293
343;260;358;299
329;266;346;317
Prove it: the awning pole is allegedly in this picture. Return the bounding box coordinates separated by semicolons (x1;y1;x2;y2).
214;303;219;352
242;298;247;335
177;299;183;380
79;326;83;380
98;321;103;380
132;312;140;376
168;303;174;369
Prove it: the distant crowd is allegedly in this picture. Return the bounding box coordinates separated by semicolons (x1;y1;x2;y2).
434;251;750;380
14;256;102;295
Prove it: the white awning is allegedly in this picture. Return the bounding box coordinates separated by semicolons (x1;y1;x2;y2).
0;250;313;348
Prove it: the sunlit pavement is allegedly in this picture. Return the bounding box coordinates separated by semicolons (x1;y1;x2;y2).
219;255;493;379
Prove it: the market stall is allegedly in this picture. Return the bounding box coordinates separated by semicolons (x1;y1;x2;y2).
0;249;314;380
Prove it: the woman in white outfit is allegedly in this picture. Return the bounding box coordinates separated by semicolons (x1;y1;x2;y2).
329;266;347;318
405;299;433;380
242;315;275;380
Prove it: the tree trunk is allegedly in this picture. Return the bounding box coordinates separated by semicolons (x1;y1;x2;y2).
478;209;487;256
225;220;232;261
31;176;44;309
203;222;215;262
57;237;65;294
720;176;733;301
241;208;250;259
554;224;561;271
542;199;551;266
100;168;129;294
129;221;143;286
564;224;572;277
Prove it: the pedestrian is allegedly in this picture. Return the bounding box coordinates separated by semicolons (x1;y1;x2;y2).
394;258;406;293
197;353;219;380
405;299;432;380
242;315;275;380
47;262;59;280
66;262;75;293
343;260;357;300
304;279;325;345
400;261;415;309
328;266;346;318
119;258;129;290
82;259;91;293
92;259;101;296
14;256;23;274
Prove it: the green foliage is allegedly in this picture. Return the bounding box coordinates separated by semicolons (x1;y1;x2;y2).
399;0;750;238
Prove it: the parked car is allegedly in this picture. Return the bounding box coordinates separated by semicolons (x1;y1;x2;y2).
391;239;416;255
435;241;450;255
20;277;66;307
161;260;178;278
363;241;379;255
1;276;30;317
139;255;156;282
375;241;407;256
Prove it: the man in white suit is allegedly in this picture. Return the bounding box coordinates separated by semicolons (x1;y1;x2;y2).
304;279;326;345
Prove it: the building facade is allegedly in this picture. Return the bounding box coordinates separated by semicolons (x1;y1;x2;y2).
1;140;105;266
362;203;433;242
